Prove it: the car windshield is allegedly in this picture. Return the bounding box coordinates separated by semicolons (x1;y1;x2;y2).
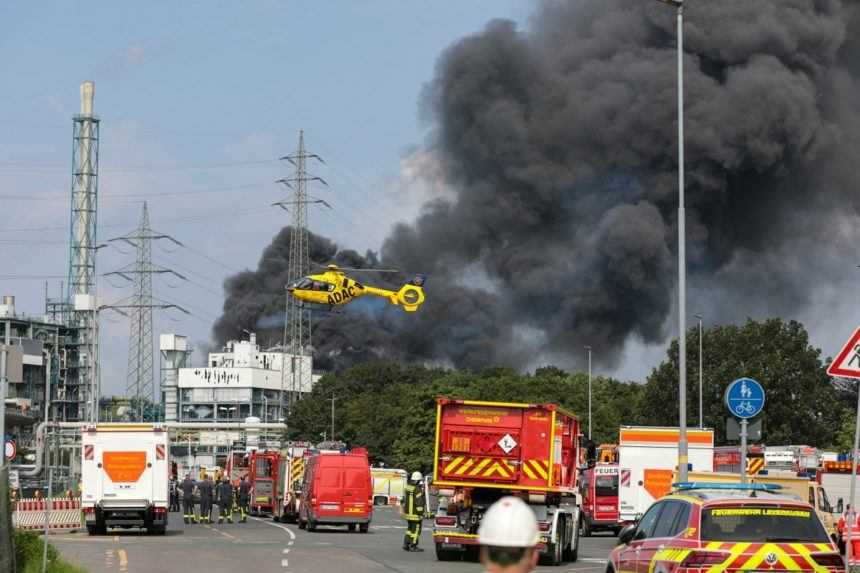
595;474;618;497
700;505;830;543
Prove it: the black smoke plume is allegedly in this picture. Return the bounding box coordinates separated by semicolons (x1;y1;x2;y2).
215;0;860;372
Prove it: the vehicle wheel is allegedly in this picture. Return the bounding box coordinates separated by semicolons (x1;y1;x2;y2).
87;525;100;536
581;516;592;537
464;546;480;562
614;527;622;537
307;519;317;532
564;517;579;562
348;523;357;532
435;545;460;562
147;525;166;535
359;523;369;533
298;518;307;530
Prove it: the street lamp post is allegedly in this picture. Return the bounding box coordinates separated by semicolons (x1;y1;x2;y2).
654;0;687;482
330;396;336;442
584;346;592;440
695;314;703;428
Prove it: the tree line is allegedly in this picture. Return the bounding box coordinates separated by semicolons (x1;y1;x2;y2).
288;318;856;473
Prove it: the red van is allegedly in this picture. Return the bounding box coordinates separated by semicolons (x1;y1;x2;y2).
298;448;373;532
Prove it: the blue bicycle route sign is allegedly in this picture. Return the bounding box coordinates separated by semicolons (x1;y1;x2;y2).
724;377;765;419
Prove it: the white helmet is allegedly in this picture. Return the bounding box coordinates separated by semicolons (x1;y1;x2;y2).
411;471;423;482
478;496;539;548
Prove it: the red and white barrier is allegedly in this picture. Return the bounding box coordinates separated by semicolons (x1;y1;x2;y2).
12;498;82;531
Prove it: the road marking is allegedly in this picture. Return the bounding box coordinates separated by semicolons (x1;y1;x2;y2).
249;517;296;570
250;517;296;541
580;558;608;564
118;549;128;571
113;535;119;541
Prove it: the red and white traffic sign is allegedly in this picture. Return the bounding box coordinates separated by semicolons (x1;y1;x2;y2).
827;326;860;379
4;439;15;461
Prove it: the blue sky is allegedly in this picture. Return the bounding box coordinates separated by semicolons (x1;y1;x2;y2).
0;1;539;395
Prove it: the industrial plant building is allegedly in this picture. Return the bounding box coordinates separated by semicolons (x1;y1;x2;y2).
162;332;319;424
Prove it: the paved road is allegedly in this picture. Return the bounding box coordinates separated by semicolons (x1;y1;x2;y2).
50;507;618;573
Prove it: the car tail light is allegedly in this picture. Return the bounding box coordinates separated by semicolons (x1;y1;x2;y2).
153;507;166;516
811;553;844;568
680;551;728;567
538;521;551;532
435;516;456;527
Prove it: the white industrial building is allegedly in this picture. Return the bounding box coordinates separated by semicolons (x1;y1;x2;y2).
161;333;319;424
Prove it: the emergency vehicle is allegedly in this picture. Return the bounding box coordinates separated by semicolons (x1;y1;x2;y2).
273;444;310;523
247;450;280;515
372;468;408;506
676;470;838;536
618;426;714;525
225;448;251;485
431;399;582;565
580;463;620;536
713;445;765;474
298;447;373;532
818;461;857;515
81;424;169;535
608;483;843;573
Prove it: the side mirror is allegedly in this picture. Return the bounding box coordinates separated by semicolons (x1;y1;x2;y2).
634;512;643;524
618;524;637;545
837;499;844;514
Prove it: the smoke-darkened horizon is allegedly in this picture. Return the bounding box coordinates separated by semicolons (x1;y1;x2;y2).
214;0;860;373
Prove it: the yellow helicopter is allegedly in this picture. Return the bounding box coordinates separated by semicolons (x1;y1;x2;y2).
287;264;427;312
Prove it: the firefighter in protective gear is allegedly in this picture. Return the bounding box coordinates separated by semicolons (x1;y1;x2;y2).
181;474;198;524
216;477;234;524
198;474;214;524
477;496;540;573
401;471;426;551
238;476;251;523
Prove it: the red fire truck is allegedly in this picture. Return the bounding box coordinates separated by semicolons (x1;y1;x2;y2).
579;463;620;536
248;450;281;515
431;398;582;565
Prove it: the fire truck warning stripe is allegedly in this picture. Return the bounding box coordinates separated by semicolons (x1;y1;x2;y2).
455;458;475;475
529;460;549;480
468;458;492;477
522;464;537;480
444;457;465;474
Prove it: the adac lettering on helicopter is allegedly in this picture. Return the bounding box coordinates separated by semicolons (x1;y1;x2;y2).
327;285;356;305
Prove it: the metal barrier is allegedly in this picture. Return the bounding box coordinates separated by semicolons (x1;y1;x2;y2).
12;498;82;531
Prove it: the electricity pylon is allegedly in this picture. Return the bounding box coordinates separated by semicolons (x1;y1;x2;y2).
273;130;328;416
104;202;188;421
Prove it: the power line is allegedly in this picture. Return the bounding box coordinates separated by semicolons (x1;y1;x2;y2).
0;181;272;202
0;158;278;174
0;205;275;234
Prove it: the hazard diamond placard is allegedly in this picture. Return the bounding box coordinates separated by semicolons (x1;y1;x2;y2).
828;326;860;379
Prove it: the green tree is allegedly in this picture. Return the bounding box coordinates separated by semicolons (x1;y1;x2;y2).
640;318;848;446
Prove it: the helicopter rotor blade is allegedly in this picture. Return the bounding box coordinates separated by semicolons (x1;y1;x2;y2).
312;264;400;273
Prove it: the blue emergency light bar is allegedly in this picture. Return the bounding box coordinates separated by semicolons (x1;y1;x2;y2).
672;482;783;491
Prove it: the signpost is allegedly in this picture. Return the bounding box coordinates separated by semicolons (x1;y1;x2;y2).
827;327;860;573
725;377;765;484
